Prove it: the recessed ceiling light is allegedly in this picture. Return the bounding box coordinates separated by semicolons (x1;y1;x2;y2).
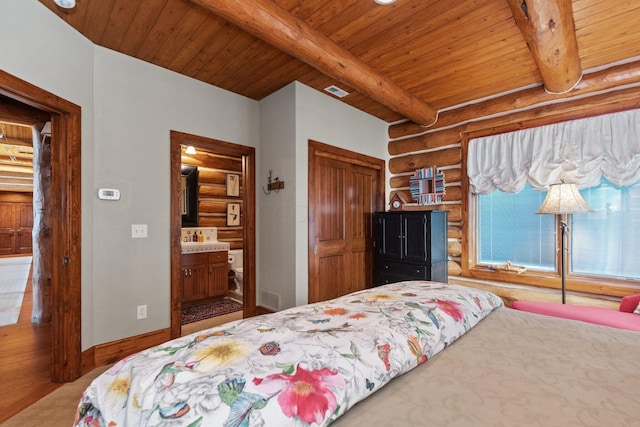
374;0;397;4
54;0;76;9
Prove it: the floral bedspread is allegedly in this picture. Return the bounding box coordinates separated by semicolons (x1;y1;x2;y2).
74;282;503;426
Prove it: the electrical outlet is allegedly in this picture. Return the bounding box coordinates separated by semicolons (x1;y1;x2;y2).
132;224;148;238
137;304;147;320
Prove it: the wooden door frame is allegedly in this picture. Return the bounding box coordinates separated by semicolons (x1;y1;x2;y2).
308;140;385;302
170;131;256;338
0;70;82;382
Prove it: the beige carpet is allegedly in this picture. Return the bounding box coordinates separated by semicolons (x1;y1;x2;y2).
0;256;31;327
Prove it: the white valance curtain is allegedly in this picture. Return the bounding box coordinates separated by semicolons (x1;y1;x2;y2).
467;109;640;194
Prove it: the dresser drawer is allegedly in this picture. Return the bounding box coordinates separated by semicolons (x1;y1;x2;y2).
208;250;228;264
377;262;428;279
181;252;208;266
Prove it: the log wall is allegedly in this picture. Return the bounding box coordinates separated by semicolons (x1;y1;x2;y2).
181;151;244;250
387;60;640;300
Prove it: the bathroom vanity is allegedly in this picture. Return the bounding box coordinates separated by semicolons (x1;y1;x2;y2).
181;227;230;304
181;250;229;303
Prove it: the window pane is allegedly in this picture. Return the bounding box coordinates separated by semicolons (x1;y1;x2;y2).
478;183;556;269
573;179;640;279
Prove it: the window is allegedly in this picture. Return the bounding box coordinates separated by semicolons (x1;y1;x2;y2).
477;179;640;279
478;182;555;270
573;179;640;279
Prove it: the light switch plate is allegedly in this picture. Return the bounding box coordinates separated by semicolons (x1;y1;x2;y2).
136;304;147;320
132;224;148;238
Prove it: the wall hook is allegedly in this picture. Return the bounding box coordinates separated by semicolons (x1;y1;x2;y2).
263;169;285;194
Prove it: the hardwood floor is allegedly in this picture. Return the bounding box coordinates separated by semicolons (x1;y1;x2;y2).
0;266;57;423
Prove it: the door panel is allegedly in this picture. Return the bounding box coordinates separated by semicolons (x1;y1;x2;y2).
350;165;377;293
311;157;348;303
16;203;33;254
317;158;346;243
318;254;346;302
378;214;403;258
403;214;428;262
0;202;15;255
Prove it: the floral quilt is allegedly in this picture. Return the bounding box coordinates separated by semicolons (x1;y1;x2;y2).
74;282;503;426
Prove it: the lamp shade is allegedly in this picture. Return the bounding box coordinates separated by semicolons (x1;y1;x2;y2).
537;183;593;214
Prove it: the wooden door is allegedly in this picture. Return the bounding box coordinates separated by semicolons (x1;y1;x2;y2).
0;202;16;255
16;203;33;254
311;156;348;303
350;165;378;292
308;141;384;304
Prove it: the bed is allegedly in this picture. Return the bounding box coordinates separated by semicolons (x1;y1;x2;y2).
73;282;640;426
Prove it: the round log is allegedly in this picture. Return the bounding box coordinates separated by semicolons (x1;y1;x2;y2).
448;260;462;276
389;147;461;174
448;240;462;257
192;0;438;126
388;60;640;138
448;225;462;239
388;127;462;156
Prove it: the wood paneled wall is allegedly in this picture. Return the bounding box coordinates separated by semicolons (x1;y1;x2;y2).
387;60;640;300
181;151;243;250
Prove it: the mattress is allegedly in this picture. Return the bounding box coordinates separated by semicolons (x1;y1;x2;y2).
334;306;640;426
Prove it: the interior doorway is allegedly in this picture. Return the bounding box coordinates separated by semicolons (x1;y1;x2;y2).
0;120;35;329
169;131;256;339
0;70;82;383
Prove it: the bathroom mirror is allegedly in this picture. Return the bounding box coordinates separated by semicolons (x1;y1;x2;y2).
181;165;198;227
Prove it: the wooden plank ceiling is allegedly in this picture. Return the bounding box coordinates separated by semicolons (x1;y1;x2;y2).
38;0;640;124
0;122;34;193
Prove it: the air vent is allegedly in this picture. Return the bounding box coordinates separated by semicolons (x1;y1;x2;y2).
260;290;281;311
324;85;350;98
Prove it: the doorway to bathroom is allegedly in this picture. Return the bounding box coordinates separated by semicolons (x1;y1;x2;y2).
169;131;256;339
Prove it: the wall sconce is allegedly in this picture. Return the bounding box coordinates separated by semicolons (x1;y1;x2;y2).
263;170;285;194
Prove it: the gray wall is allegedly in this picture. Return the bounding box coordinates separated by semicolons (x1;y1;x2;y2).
90;48;259;345
258;82;389;310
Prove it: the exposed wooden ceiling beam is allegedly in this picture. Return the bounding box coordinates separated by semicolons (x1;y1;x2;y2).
190;0;438;126
0;136;33;147
506;0;582;94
